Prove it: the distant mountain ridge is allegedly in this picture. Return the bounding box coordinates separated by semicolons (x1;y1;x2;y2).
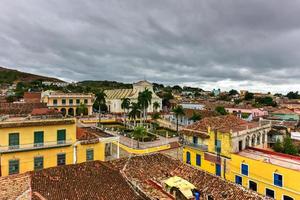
0;66;65;84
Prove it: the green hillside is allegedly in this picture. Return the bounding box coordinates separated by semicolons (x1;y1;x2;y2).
0;66;64;84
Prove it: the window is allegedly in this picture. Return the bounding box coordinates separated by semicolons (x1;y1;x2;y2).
249;181;257;191
57;153;66;166
84;99;88;104
196;154;201;166
9;160;19;175
34;157;44;170
86;149;94;161
186;151;191;164
235;175;242;185
265;188;274;198
76;99;80;104
215;140;221;154
274;173;283;187
193;136;198;144
62;99;66;105
9;133;19;149
215;164;221;176
69;99;73;105
34;131;44;147
207;196;214;200
283;195;294;200
57;129;66;144
241;164;249;176
53;99;57;105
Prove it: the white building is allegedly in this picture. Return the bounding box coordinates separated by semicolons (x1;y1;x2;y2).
105;80;162;114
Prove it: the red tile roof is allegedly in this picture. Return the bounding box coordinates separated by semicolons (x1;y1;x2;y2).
0;102;47;115
31;108;59;116
31;162;142;200
182;115;260;137
0;173;31;200
0;154;270;200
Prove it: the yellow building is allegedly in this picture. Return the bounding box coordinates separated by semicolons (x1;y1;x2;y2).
0;115;119;177
181;115;300;199
41;91;95;116
229;148;300;200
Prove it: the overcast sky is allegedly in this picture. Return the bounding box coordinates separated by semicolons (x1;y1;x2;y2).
0;1;300;93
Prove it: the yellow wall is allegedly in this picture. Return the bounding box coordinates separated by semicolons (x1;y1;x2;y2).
0;120;108;176
76;142;105;163
182;129;300;200
0;147;73;176
183;147;217;175
0;123;76;147
229;154;300;200
207;128;232;158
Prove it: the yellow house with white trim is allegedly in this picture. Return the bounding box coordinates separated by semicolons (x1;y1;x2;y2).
0;116;119;177
181;115;300;200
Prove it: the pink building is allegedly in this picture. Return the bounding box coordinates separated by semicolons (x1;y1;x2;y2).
225;107;268;118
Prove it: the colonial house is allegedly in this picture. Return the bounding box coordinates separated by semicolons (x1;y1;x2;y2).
41;91;95;116
225;106;268;121
105;80;162;114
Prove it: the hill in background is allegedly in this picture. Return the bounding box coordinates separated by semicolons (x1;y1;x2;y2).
0;66;64;84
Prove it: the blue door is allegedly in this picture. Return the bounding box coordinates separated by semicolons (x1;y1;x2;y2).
186;152;191;164
216;164;221;176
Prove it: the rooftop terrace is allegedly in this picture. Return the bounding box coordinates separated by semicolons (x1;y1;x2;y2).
0;116;75;128
237;147;300;171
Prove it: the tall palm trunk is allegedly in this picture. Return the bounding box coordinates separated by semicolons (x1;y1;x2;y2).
123;109;126;128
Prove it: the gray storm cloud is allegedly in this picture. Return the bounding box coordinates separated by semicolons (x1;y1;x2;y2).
0;0;300;93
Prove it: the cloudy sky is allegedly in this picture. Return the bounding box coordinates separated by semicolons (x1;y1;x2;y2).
0;1;300;93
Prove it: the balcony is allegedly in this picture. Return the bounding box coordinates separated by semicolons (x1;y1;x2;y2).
183;141;208;151
0;139;73;153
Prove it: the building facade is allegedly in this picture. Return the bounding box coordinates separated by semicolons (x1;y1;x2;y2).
42;91;95;116
105;80;162;114
180;115;300;199
0;116;119;176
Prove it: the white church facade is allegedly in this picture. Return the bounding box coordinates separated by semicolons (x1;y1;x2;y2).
105;80;162;114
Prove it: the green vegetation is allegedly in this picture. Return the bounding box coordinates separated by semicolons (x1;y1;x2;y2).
94;91;107;124
138;89;153;124
229;89;239;96
121;98;131;128
172;105;185;134
215;106;227;115
286;91;300;99
189;112;202;122
255;96;277;107
244;92;254;100
0;67;62;84
78;80;131;91
273;137;299;155
77;103;88;116
132;126;148;148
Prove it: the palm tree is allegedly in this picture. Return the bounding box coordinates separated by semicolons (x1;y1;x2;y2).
94;90;107;126
153;101;160;113
172;105;185;135
128;102;140;127
121;98;130;128
132;126;147;148
138;89;152;125
77;103;88;116
189;111;202;122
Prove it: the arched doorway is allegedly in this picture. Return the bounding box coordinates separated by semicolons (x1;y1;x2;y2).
245;136;250;148
251;134;256;146
60;108;66;116
68;108;74;116
257;133;261;145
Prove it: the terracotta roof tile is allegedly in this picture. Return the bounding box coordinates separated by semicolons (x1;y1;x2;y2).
182;115;260;136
